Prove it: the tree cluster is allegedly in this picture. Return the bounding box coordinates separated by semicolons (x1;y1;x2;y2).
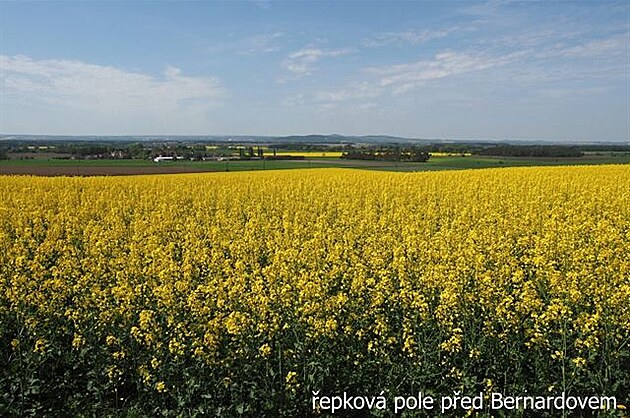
342;147;430;162
476;145;583;158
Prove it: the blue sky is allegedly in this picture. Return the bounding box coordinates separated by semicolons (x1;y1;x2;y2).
0;1;628;142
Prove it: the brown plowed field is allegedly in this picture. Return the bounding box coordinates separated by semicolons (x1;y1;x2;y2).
0;165;223;177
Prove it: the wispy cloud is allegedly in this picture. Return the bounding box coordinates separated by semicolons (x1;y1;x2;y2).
368;51;522;94
297;50;519;109
244;32;284;54
541;34;627;59
475;29;573;49
251;0;271;10
281;47;351;79
458;0;523;17
0;55;225;113
363;28;459;47
202;32;284;55
314;83;382;103
294;26;627;113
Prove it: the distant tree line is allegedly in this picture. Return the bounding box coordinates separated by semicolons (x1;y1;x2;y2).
475;145;583;158
269;143;350;152
342;147;430;162
578;144;630;152
5;143;141;159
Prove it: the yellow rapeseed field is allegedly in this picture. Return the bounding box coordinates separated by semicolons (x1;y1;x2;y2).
0;166;628;415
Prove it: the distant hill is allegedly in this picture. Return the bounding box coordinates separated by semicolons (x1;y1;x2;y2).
1;133;628;147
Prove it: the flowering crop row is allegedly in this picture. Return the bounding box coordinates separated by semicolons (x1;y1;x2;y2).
0;166;628;416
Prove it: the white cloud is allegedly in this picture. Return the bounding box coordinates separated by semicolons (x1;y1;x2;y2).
282;47;351;79
0;55;225;113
